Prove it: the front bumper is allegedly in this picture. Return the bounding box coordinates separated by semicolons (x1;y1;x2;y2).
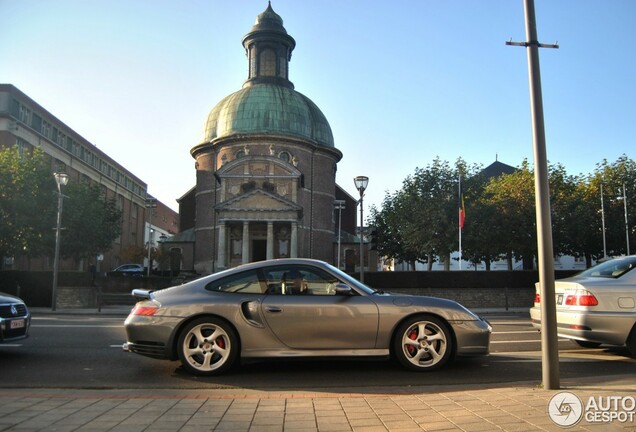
453;318;492;356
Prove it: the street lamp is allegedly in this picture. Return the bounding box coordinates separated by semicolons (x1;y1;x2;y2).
621;183;630;256
146;198;157;277
354;176;369;283
334;200;345;269
51;172;69;311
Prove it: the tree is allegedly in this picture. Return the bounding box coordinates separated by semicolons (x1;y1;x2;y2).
60;182;122;263
460;168;504;270
592;155;636;256
483;160;536;269
0;146;57;264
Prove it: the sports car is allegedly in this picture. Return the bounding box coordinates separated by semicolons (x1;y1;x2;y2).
530;255;636;355
124;259;491;375
0;292;31;343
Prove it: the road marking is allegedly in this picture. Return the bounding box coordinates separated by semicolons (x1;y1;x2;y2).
492;330;537;335
31;324;123;328
490;338;568;344
0;344;23;347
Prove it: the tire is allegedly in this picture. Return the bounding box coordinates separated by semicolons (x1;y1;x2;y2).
573;340;602;349
393;315;454;371
627;325;636;358
177;317;238;376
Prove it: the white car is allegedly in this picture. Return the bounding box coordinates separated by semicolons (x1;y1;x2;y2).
530;255;636;355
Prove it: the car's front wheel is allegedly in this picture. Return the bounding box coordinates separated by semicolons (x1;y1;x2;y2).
627;325;636;358
393;315;454;371
177;317;238;376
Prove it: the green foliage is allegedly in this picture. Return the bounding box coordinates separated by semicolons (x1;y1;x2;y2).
0;146;56;259
0;145;123;263
60;181;122;261
373;154;635;270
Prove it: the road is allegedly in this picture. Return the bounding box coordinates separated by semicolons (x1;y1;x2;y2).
1;313;634;391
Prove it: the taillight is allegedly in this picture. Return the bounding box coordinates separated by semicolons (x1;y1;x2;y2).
564;291;598;307
131;305;158;316
534;293;541;303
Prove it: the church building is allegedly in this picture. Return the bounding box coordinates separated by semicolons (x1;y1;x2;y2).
175;4;357;275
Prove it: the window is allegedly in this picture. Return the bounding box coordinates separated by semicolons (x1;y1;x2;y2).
278;151;291;163
205;270;265;294
260;49;276;76
264;266;340;296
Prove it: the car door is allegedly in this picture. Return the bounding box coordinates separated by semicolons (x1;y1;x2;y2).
260;265;379;350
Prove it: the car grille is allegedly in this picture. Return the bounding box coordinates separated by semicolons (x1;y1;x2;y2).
2;325;28;340
0;303;28;318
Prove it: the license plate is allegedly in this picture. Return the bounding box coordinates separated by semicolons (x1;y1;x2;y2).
10;319;25;329
557;294;563;305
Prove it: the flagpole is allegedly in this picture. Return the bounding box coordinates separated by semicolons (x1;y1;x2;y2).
459;174;462;270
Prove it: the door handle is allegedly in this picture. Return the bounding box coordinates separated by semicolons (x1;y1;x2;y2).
265;306;283;313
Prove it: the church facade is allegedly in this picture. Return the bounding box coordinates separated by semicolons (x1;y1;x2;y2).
184;4;353;275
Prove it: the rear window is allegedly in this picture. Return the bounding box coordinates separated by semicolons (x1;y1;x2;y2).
204;270;266;294
577;257;636;279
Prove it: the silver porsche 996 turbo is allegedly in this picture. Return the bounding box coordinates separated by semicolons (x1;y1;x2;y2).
124;259;491;376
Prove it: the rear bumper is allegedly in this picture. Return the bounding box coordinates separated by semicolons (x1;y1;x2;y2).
530;306;633;346
123;341;168;359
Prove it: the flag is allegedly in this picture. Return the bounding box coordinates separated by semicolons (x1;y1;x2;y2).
459;193;465;230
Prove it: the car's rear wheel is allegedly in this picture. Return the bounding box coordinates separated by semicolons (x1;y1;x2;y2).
177;317;238;376
393;315;454;371
573;340;602;349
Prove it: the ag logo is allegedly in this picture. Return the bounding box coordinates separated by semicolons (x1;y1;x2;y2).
548;392;583;427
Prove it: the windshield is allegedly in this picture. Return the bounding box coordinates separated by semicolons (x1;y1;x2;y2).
577;256;636;279
322;262;377;295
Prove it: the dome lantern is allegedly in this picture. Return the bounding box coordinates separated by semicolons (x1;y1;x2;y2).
242;2;296;89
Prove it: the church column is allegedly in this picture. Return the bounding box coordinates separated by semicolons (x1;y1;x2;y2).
242;221;250;264
290;222;298;258
266;222;274;260
218;221;227;269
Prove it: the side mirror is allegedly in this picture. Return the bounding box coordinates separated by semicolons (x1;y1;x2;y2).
334;283;352;296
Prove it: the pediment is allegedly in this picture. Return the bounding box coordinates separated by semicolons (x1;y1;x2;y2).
216;189;301;213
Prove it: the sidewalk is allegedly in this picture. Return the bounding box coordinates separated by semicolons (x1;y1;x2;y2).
0;375;634;431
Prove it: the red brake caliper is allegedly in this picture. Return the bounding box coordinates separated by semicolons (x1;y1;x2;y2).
406;329;418;355
216;337;225;349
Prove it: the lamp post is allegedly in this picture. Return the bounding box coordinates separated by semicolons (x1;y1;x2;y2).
354;176;369;283
334;200;345;269
600;184;607;259
51;172;69;311
146;198;157;277
622;183;630;256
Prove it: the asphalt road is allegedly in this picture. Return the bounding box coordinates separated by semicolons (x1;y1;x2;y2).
1;313;634;392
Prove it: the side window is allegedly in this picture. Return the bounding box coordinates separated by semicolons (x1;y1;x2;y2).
264;266;340;296
205;270;265;294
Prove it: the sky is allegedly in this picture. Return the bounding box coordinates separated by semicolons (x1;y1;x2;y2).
1;0;634;213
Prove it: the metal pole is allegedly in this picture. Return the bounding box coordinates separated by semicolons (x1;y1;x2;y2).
524;0;560;390
623;183;630;255
335;200;345;269
507;0;560;389
146;199;157;277
359;195;364;283
601;184;607;259
51;188;64;311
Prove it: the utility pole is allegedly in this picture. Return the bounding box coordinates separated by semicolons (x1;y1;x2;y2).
507;0;560;390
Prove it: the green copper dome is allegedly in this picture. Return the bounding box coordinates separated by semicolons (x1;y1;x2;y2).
203;84;334;147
